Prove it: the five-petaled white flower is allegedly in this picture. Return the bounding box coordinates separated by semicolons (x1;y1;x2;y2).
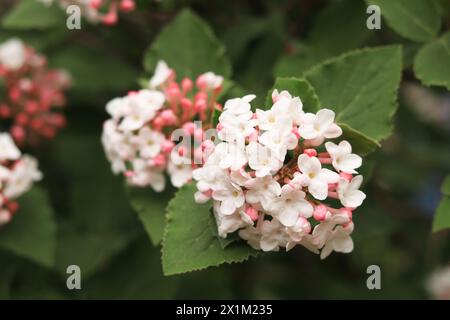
149;60;172;89
293;154;339;200
338;175;366;208
325;140;362;173
298;109;342;146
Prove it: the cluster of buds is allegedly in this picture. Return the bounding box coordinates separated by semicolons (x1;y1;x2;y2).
193;91;366;258
0;39;70;146
102;60;223;191
38;0;136;25
0;133;42;226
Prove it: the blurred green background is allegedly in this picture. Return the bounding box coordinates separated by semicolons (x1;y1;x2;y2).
0;0;449;299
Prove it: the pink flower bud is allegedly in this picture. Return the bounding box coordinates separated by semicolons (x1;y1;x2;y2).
340;207;353;220
124;170;134;178
160;109;177;125
11;126;25;144
216;123;223;131
181;77;193;92
248;130;258;142
182;122;195;135
313;204;327;221
339;172;353;181
90;0;103;9
16;113;29;125
303;148;317;157
180;97;193;110
102;10;118;26
162;140;174;153
120;0;135;12
152;116;164;130
153;154;167;167
0;104;11;118
245;206;259;221
292;127;301;139
25;101;39;114
194;99;207;112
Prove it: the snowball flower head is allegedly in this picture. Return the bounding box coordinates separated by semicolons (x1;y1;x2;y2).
102;61;224;191
0;133;42;226
193;90;366;258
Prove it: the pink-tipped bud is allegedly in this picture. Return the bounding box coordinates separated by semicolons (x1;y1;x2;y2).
152;116;164;130
153;154;166;167
0;104;11;118
201;139;215;151
160;109;177;125
180;97;193;110
127;90;138;96
167;82;181;99
90;0;103;9
313;204;328;221
30;118;44;131
215;103;223;111
11;126;25;144
182;122;195;136
297;217;312;233
195;91;208;102
216;123;223;131
303;148;317;157
9;86;21;102
120;0;135;12
339;172;353;181
124;170;134;178
25;101;39;114
245;206;259;221
16;112;29;125
181;78;193;92
102;10;118;26
161;140;174;153
194;99;207;112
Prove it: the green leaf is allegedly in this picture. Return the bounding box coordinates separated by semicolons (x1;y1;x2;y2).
144;9;231;79
0;187;56;267
2;0;65;30
367;0;442;42
127;186;174;246
162;183;257;275
305;46;402;143
265;77;320;112
413;32;450;90
432;197;450;233
442;175;450;196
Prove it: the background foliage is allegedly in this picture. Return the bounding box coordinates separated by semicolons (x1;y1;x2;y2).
0;0;449;299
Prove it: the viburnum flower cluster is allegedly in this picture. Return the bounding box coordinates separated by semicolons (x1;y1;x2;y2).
0;38;70;146
102;60;223;191
38;0;136;25
193;90;366;258
0;133;42;226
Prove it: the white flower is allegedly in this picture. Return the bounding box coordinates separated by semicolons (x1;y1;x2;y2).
0;165;11;181
215;142;247;171
256;108;292;132
286;217;311;242
149;60;172;89
246;142;283;177
4;155;42;199
269;184;313;227
298;109;342;146
212;181;245;215
218;110;257;142
127;158;166;191
259;219;290;251
0;133;21;161
325;140;362;173
197;72;223;91
0;209;11;226
167;159;192;188
106;97;128;120
213;202;252;238
320;222;354;259
101;120;135;173
244;175;281;209
119;90;165;131
258;125;298;160
311;210;350;248
223;94;256;115
132;127;165;158
239;226;261;250
0;38;26;71
271;90;304;125
293;154;339;200
338;175;366;208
